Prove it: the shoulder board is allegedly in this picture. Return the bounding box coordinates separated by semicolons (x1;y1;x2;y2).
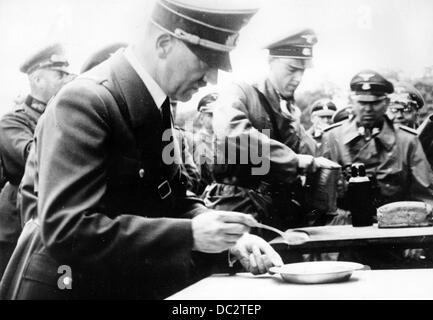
398;125;418;135
323;121;343;133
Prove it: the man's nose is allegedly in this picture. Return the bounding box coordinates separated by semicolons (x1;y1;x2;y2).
204;68;218;85
363;104;374;112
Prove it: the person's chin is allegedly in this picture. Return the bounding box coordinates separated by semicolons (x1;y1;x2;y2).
177;90;197;102
361;118;376;127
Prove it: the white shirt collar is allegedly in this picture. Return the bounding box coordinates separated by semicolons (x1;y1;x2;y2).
123;46;167;110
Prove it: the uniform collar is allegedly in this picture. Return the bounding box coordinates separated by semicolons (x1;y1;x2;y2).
109;51;162;129
123;46;167;110
342;116;396;150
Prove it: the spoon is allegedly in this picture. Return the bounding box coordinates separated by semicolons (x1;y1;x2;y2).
253;222;309;245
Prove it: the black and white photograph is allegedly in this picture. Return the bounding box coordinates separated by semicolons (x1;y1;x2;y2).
0;0;432;304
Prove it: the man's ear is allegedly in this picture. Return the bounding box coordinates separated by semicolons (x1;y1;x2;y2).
155;33;174;59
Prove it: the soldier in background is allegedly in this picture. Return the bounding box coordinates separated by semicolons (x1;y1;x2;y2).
0;43;73;279
387;82;425;129
321;70;433;267
204;28;340;240
307;98;336;153
191;93;218;195
322;70;433;210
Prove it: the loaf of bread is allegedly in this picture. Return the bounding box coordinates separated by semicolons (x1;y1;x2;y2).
377;201;433;228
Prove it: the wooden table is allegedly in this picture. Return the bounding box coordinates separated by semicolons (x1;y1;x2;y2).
167;269;433;300
270;224;433;252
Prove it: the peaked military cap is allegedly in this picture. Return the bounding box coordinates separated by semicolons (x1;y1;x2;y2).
80;42;128;73
310;98;337;117
264;28;317;68
390;82;425;110
20;43;70;74
197;92;218;113
332;106;352;124
150;0;259;72
350;70;394;102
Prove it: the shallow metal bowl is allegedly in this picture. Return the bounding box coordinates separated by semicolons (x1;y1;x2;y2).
270;261;365;284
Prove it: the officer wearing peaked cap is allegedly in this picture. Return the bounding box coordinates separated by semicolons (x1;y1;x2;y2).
203;27;341;241
387;82;425;129
307;98;337;153
0;43;73;280
321;69;433;222
0;0;289;300
320;70;433;267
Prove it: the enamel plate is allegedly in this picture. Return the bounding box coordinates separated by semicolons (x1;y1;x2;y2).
270;261;365;284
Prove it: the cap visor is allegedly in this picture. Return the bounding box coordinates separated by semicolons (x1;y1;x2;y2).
354;94;387;102
186;43;232;72
47;66;71;74
313;110;336;117
270;56;313;69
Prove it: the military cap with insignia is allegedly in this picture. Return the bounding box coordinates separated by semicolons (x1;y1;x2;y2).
80;42;128;73
350;70;394;102
20;43;70;75
264;28;318;68
150;0;259;72
390;82;425;110
310;98;337;117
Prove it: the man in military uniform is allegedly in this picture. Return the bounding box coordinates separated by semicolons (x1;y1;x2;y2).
322;70;433;207
387;82;425;129
307;98;337;153
321;70;433;267
0;0;290;300
0;43;73;279
203;28;340;240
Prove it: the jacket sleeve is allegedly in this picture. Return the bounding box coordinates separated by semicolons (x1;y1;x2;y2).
407;135;433;207
212;82;299;184
0;112;34;181
36;81;195;270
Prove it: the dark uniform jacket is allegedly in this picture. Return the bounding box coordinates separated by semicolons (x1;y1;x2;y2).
321;116;433;207
203;79;316;238
0;52;211;299
0;96;44;278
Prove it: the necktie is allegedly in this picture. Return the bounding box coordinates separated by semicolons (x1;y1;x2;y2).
161;97;172;134
160;97;180;181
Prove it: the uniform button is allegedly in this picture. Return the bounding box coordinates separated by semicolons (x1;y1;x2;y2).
139;169;145;178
